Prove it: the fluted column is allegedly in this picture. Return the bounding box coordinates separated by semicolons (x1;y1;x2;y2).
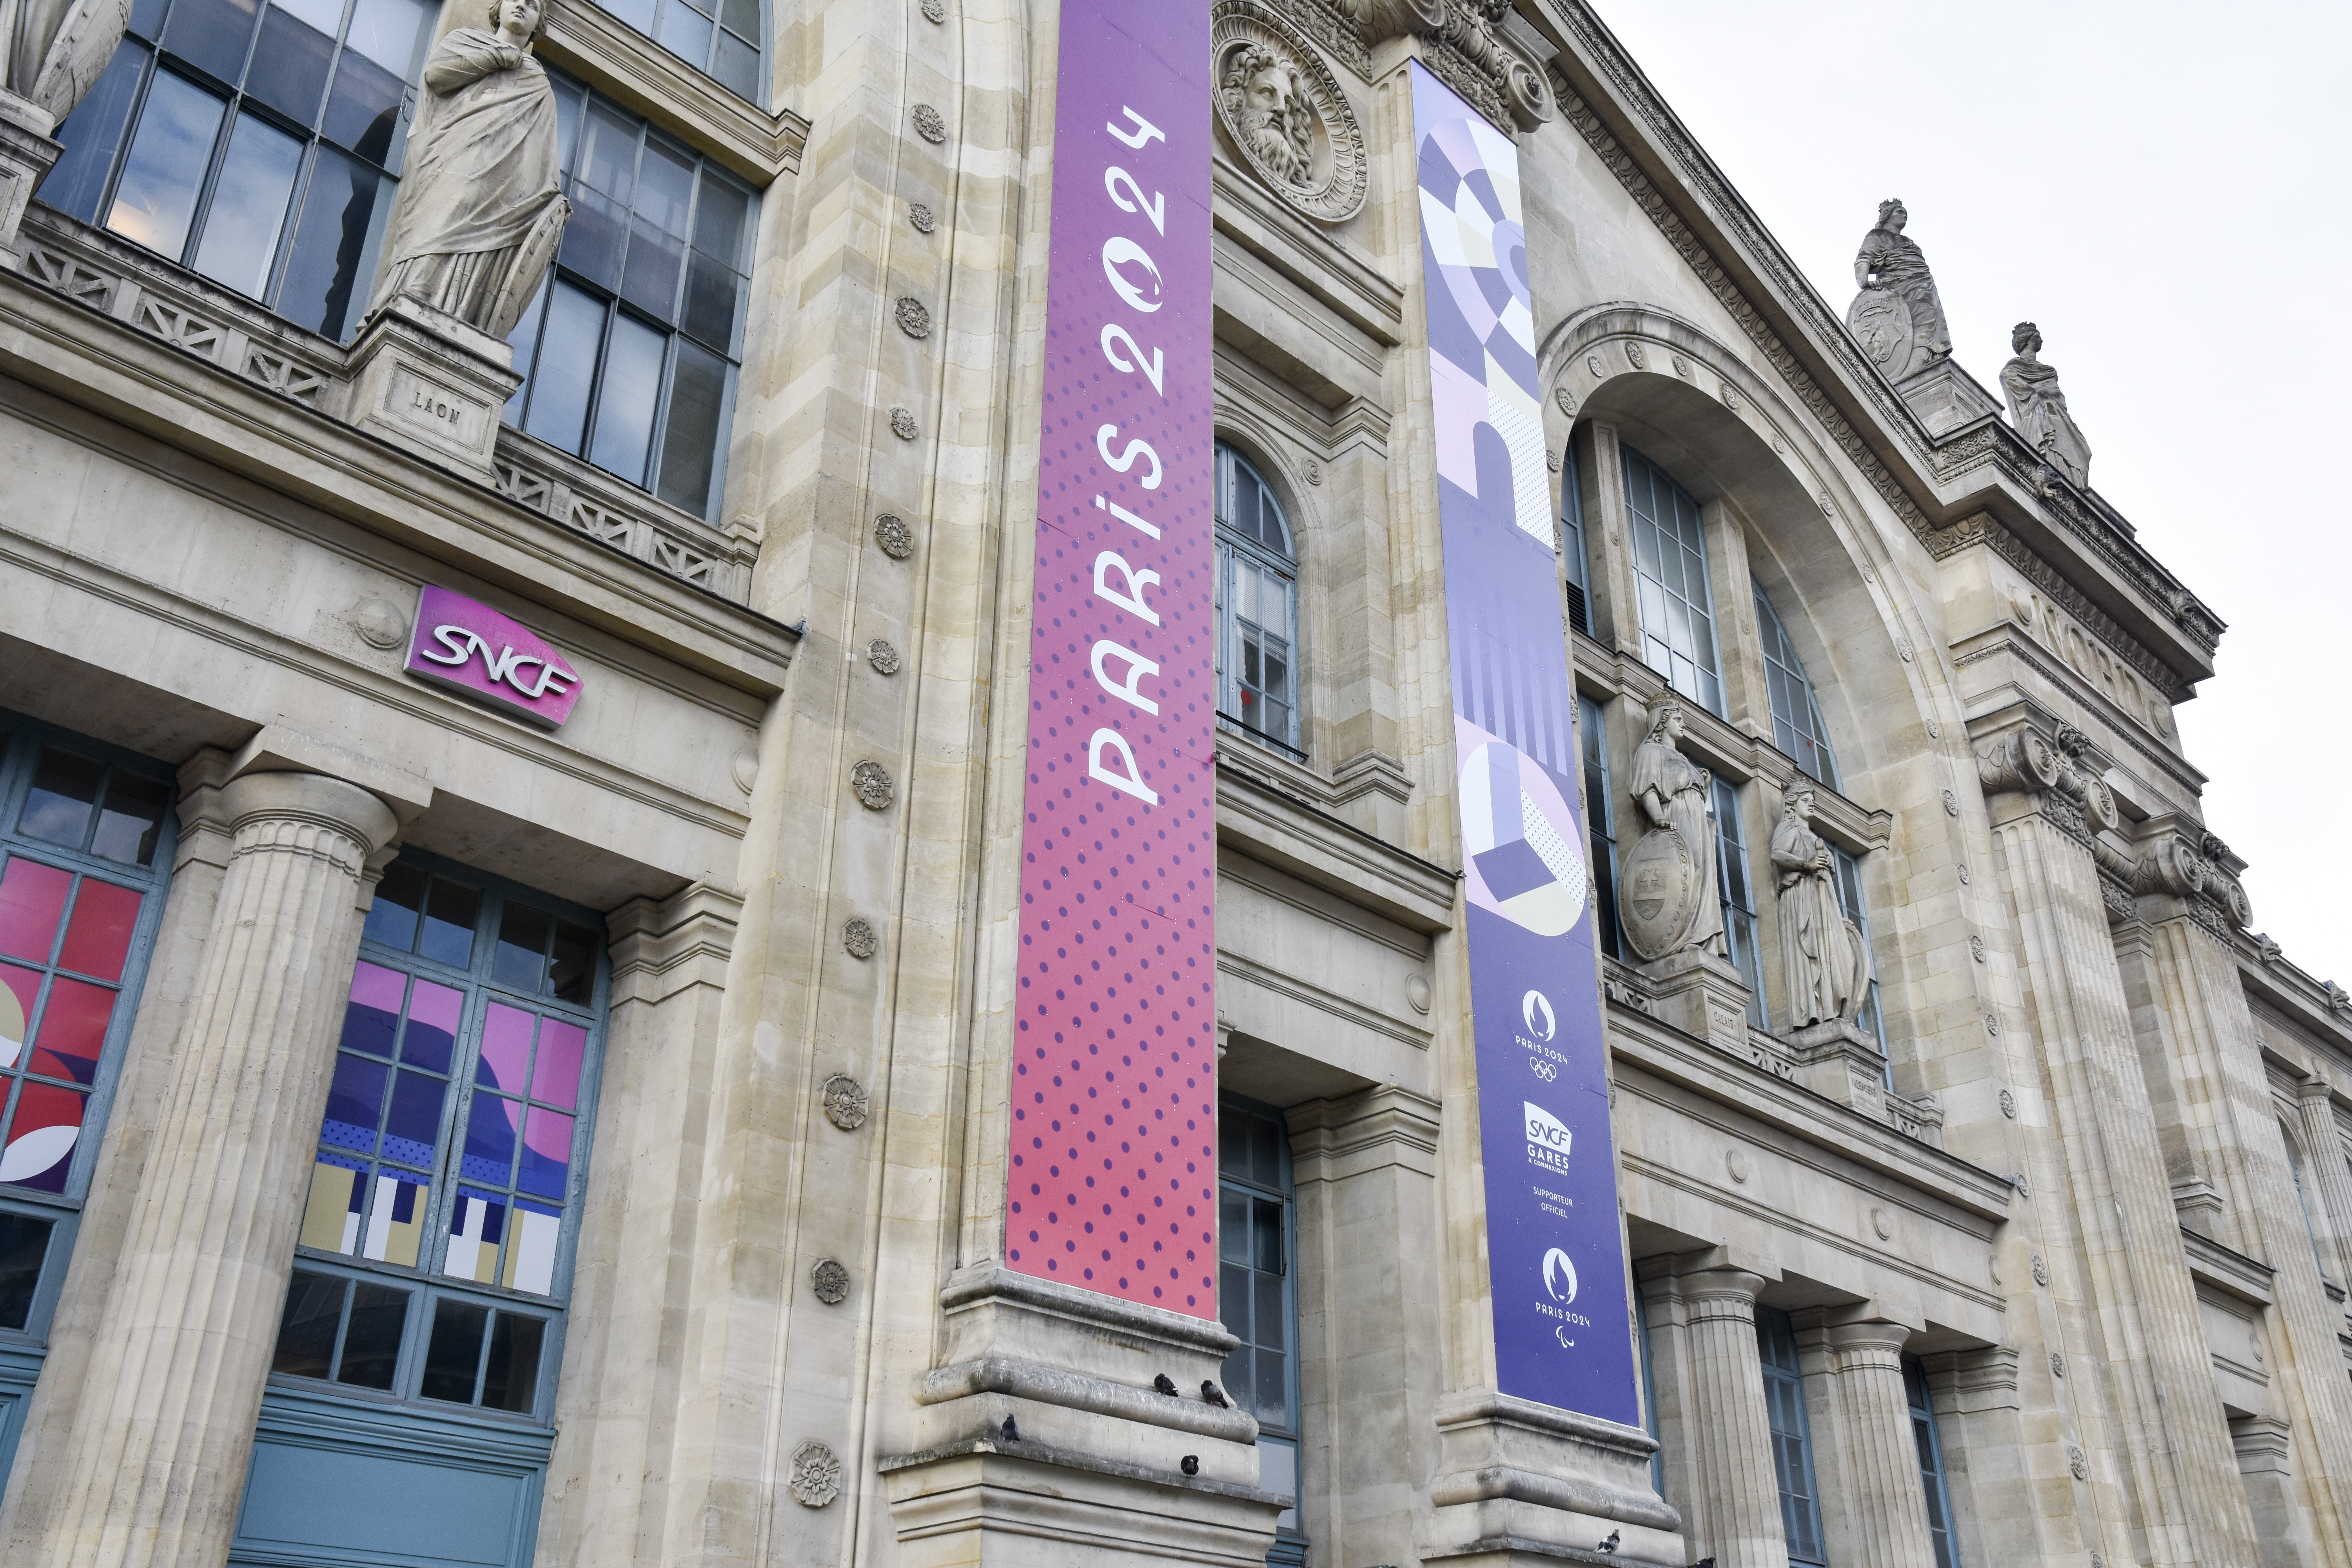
2293;1080;2352;1292
21;769;397;1568
1806;1320;1938;1568
1644;1258;1785;1568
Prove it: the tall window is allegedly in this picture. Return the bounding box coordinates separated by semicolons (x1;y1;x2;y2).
1578;694;1622;962
1830;846;1886;1058
1560;442;1593;637
1214;445;1301;755
1757;1305;1826;1566
599;0;764;102
1712;778;1765;1029
1218;1095;1305;1567
1905;1356;1962;1568
40;0;436;342
1621;447;1723;716
273;856;606;1420
503;74;755;521
1633;1284;1662;1494
2283;1128;2332;1281
1753;583;1838;787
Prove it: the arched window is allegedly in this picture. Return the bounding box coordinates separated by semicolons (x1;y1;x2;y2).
1621;446;1724;715
1214;445;1301;754
1752;582;1839;787
600;0;764;102
503;72;755;520
38;0;438;341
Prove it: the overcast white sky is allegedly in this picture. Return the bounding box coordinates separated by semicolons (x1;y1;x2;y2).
1590;0;2350;974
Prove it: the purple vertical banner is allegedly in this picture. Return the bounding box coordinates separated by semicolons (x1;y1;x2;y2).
1006;1;1218;1318
1412;64;1639;1423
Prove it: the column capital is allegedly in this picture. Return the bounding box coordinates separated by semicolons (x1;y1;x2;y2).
219;769;399;869
1819;1317;1914;1365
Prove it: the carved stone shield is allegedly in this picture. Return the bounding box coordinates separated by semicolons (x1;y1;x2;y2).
1846;287;1914;381
1619;826;1702;962
485;193;572;341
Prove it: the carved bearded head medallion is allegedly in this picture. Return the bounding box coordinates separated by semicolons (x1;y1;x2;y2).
1212;4;1367;223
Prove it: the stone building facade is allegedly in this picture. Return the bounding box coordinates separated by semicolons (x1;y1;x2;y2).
0;0;2343;1566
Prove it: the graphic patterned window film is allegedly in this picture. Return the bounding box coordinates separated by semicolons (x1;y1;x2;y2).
593;0;762;102
502;73;755;521
39;0;436;342
1757;1305;1827;1566
1711;777;1766;1030
1214;444;1301;755
1577;694;1622;963
1217;1095;1305;1561
1620;447;1724;715
278;857;603;1421
1905;1356;1962;1568
1753;583;1839;787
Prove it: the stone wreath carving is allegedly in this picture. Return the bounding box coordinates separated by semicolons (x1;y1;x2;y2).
888;407;919;440
911;103;946;143
867;638;900;674
822;1074;869;1131
895;296;930;338
850;760;895;809
1211;4;1367;224
842;917;878;959
873;514;913;558
908;201;936;233
921;0;944;20
789;1439;842;1506
811;1258;851;1303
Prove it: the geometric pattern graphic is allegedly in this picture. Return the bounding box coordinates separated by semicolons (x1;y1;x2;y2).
0;851;145;1194
1007;0;1218;1316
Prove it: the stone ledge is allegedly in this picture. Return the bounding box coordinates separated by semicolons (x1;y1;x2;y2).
920;1356;1258;1443
878;1434;1290;1509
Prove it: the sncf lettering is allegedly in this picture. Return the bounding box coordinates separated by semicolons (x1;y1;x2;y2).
419;625;579;701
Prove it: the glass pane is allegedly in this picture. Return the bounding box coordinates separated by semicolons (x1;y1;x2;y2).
321;1053;390;1150
59;878;142;981
129;0;166;36
531;1020;586;1108
717;0;756;39
619;138;694;317
339;961;404;1056
1218;1187;1248;1264
2;1081;87;1191
444;1188;506;1283
419;877;479;967
39;44;147;223
682;192;747;337
521;281;604;452
561;105;639;291
0;1210;54;1331
382;1069;446;1163
419;1296;486;1402
344;0;430;75
516;1106;572;1197
335;1281;408;1388
192;111;303;298
475;1003;534;1096
711;29;757;99
321;48;404;168
0;859;72;962
548;922;596;1005
275;145;384;340
269;0;343;31
244;4;336;126
271;1269;346;1377
587;312;667;484
2;963;42;1065
599;0;652;27
1217;1259;1248;1337
160;0;260;83
21;749;105;849
1253;1344;1285;1426
29;978;113;1084
481;1310;544;1411
364;862;426;951
654;0;713;67
399;978;462;1073
492;901;551;992
1218;1108;1246;1176
503;273;549;421
91;772;171;867
464;1093;520;1188
108;71;224;259
1252;1196;1282;1274
501;1197;559;1293
653;337;726;514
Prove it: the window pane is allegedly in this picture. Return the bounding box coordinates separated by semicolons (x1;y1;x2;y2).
192;111;303;297
548;922;596;1005
599;0;653;29
418;877;479;967
383;1069;446;1162
244;4;335;126
59;874;142;980
399;979;461;1073
503;273;550;421
91;771;171;867
271;1270;346;1377
0;859;71;962
717;0;756;38
322;1053;390;1149
419;1296;486;1402
481;1310;544;1412
320;47;404;168
20;749;105;849
587;312;667;484
678;247;739;353
2;1080;89;1191
619;139;694;318
344;0;430;76
492;901;552;993
0;1210;55;1331
653;0;713;68
475;1003;534;1096
653;337;727;514
335;1281;408;1388
269;0;343;32
107;70;224;260
521;281;604;452
40;44;148;223
711;29;757;98
363;862;425;951
160;0;260;83
516;1107;572;1198
29;978;114;1083
562;104;640;291
463;1094;520;1187
531;1020;586;1108
275;145;385;340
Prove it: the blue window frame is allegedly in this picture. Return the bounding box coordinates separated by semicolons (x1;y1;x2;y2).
270;853;608;1423
1578;694;1622;964
1711;777;1766;1029
1621;447;1724;716
503;72;755;522
1561;441;1593;637
39;0;436;342
1752;581;1839;788
1218;1094;1306;1566
594;0;765;103
1214;445;1303;757
1633;1281;1662;1494
1905;1356;1962;1568
0;715;177;1494
1757;1305;1826;1566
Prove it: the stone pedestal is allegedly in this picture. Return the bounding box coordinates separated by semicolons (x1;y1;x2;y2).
1640;948;1751;1059
1892;357;1999;436
339;296;522;481
0;91;62;267
1421;1391;1682;1565
23;769;397;1568
1788;1018;1886;1118
1802;1318;1940;1568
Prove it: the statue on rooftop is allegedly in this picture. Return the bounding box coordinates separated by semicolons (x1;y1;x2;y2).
2000;321;2093;490
366;0;570;340
1770;782;1867;1029
1846;199;1951;383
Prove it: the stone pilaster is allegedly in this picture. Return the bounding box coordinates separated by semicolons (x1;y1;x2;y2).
13;769;397;1568
1639;1256;1784;1568
1800;1318;1938;1568
2292;1080;2352;1292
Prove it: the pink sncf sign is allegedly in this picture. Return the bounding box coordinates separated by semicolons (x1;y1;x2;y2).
403;586;582;728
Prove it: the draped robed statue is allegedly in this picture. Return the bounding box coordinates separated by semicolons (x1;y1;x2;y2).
2;0;125;127
1620;697;1726;962
1769;781;1867;1029
2000;321;2093;490
367;0;570;340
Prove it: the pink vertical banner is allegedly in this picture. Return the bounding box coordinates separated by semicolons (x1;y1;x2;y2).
1007;0;1216;1316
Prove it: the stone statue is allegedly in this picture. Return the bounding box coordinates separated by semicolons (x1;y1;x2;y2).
2000;321;2092;490
1619;697;1724;962
3;0;126;127
1769;782;1867;1029
367;0;570;341
1220;44;1314;189
1846;199;1951;383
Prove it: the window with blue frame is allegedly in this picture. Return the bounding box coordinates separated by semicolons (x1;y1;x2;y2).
1711;777;1767;1030
272;856;606;1419
1621;447;1724;716
38;0;436;342
1757;1305;1827;1566
1752;581;1839;788
502;74;755;521
1905;1356;1962;1568
1213;445;1303;757
595;0;764;102
1560;442;1594;637
1577;693;1622;964
1218;1094;1306;1567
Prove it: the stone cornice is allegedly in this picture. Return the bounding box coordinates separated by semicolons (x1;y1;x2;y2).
539;0;806;185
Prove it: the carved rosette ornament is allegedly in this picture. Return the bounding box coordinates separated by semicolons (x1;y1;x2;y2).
822;1074;869;1131
789;1440;842;1506
850;760;895;809
811;1259;850;1303
894;296;930;338
1211;4;1368;223
873;514;913;558
841;917;878;959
